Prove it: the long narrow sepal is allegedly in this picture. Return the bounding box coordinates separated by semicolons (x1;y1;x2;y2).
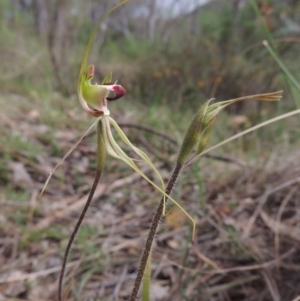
102;117;196;239
40;116;102;197
108;117;165;194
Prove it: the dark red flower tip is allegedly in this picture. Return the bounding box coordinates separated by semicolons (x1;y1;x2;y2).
107;85;126;101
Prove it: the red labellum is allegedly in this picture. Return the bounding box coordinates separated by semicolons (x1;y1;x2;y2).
106;85;126;101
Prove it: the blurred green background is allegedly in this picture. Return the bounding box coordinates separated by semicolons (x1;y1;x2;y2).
1;0;299;105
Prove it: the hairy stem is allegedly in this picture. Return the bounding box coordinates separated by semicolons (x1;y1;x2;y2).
58;121;106;301
129;162;183;301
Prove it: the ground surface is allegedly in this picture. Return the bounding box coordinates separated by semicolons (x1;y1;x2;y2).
0;93;300;301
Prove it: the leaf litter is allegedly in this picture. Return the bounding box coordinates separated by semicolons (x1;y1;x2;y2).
0;94;300;300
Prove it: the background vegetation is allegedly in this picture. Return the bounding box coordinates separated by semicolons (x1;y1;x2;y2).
0;0;300;300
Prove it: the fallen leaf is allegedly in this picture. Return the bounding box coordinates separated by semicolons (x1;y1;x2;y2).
9;162;33;188
151;281;169;300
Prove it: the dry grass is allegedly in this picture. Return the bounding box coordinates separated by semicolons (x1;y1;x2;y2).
0;93;300;301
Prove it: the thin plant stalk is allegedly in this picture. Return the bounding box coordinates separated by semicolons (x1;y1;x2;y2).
58;121;106;301
129;162;183;301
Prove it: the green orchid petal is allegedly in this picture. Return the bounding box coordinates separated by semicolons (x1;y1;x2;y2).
108;117;165;191
101;117;196;238
81;77;111;115
101;116;196;239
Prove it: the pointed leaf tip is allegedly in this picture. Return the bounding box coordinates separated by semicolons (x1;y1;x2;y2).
86;65;95;78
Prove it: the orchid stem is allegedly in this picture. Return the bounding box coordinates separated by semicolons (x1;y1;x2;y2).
58;120;106;301
129;162;184;301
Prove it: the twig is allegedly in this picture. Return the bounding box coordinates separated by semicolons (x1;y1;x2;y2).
260;210;300;242
164;247;295;275
242;177;300;238
274;186;297;276
202;275;259;295
113;264;128;301
117;122;178;144
35;166;154;230
191;244;219;270
0;241;139;284
261;270;280;301
0;254;96;284
204;153;246;167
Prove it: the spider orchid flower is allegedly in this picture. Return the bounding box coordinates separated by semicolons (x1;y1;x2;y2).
78;64;193;223
42;2;194;300
40;0;192;225
40;63;192;227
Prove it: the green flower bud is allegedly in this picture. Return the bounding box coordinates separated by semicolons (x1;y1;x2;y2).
177;99;213;165
177;91;282;165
